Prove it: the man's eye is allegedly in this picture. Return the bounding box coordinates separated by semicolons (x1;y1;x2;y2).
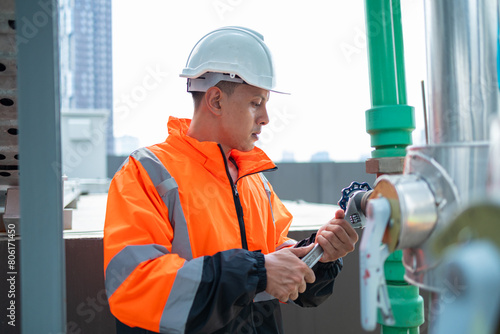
253;102;261;107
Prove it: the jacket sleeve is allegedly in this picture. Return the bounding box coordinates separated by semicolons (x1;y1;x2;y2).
293;233;343;307
104;157;267;333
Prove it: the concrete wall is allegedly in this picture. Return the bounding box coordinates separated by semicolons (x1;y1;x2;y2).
264;162;376;205
108;155;128;178
0;238;116;334
108;157;376;205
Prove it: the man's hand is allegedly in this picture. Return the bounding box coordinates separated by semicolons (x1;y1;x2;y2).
264;244;316;302
316;209;359;263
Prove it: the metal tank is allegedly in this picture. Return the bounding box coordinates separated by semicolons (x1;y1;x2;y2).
427;118;500;334
400;0;498;289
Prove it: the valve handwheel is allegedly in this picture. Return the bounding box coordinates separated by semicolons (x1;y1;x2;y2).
338;181;372;211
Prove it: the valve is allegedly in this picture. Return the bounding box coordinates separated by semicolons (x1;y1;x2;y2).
338;181;373;228
338;181;372;210
302;181;372;268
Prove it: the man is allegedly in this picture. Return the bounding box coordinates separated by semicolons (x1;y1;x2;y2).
104;26;358;334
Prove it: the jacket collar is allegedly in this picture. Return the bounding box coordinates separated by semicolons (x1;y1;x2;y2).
165;117;276;182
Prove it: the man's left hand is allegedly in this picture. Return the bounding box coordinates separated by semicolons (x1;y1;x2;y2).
316;209;359;263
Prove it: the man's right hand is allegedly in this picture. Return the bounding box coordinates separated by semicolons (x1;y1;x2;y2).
264;244;316;302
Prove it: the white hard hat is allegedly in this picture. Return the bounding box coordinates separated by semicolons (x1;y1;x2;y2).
180;26;286;93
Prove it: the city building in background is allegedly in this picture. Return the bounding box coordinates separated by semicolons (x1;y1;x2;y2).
59;0;113;179
280;150;295;162
310;151;331;162
114;135;140;156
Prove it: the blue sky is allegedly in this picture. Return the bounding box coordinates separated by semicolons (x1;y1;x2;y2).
112;0;427;162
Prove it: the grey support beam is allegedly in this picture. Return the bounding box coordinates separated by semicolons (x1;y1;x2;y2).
16;0;66;332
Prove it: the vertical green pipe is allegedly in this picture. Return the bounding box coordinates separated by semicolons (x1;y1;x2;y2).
365;0;399;106
392;0;408;105
363;0;423;333
380;251;424;334
364;0;415;158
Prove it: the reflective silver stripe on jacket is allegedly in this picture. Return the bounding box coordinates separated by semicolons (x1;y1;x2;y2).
259;173;274;225
159;256;204;333
105;244;169;298
131;147;193;261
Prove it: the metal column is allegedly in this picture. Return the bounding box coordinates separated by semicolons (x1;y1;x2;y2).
16;0;66;332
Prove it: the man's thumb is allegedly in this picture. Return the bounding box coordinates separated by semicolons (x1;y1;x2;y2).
335;209;345;219
290;243;315;258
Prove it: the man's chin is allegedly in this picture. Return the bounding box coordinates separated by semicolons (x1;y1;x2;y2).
236;144;256;152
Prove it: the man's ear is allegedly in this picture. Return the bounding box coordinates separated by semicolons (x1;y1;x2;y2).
205;86;223;116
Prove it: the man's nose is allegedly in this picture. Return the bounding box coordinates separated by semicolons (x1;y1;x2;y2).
259;106;269;126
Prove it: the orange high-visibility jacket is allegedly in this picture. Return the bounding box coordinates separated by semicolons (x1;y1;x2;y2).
104;117;342;333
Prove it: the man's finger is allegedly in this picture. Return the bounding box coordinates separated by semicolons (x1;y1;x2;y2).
317;233;340;259
304;269;316;284
332;218;359;241
325;224;351;245
298;280;307;293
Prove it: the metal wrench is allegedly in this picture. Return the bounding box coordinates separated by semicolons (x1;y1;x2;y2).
301;187;372;268
301;243;324;268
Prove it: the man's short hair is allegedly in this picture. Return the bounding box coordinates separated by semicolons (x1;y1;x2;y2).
191;80;241;109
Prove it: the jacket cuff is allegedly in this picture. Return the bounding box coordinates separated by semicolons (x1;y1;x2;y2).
249;251;267;293
313;257;343;275
294;233;317;248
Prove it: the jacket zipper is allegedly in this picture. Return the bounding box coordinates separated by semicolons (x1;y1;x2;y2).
217;145;278;251
218;145;277;333
219;145;249;250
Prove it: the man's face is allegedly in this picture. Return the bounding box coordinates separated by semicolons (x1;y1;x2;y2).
218;84;270;152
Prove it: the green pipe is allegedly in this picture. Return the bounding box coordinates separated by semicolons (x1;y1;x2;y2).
365;0;398;106
364;0;415;158
363;1;423;333
380;251;424;334
392;0;408;105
